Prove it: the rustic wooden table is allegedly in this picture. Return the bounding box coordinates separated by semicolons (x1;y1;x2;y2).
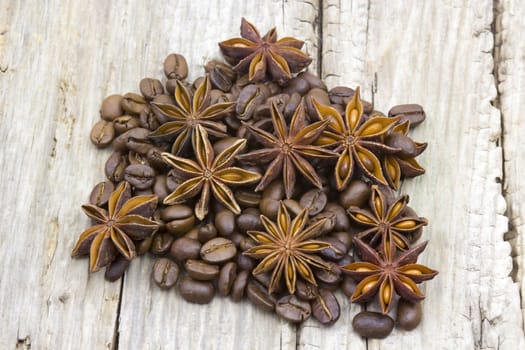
1;0;524;349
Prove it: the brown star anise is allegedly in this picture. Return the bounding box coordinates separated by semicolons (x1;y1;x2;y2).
342;237;438;314
382;120;427;189
348;185;428;250
313;87;400;190
244;202;331;294
237;102;337;198
71;181;159;272
219;18;312;84
161;125;261;220
150;76;235;155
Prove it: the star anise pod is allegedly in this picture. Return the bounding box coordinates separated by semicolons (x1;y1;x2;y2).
348;185;428;250
237;102;337;198
149;76;235;155
161;125;261;220
313;87;401;190
244;202;331;294
382;120;427;189
342;237;438;314
71;182;159;272
219;18;312;85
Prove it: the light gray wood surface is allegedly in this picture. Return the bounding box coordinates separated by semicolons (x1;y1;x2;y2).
0;1;523;349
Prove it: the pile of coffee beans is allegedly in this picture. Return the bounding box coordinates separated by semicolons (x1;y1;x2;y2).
73;19;436;339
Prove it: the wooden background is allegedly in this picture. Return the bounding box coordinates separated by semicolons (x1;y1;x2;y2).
1;0;524;349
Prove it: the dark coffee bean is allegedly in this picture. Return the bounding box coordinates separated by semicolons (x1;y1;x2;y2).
100;94;124;121
341;276;357;297
305;88;330;117
151;94;176;124
105;255;130;282
163;53;188;80
105;151;128;182
192;76;204;89
310;211;336;235
353;311;394;338
282;199;303;216
231;270;249;302
337;254;353;267
236;208;263;233
136;236;153;255
152;258;179;289
311;289;340;325
282;76;310;96
262;180;285;200
299;71;327;91
122;92;147;115
300;189;327;216
314;262;342;285
153;175;169;202
283;92;301;119
224;114;241;130
328;86;354;105
165;79;178;96
178;276;215;304
318;237;347;261
113;115;140;134
198;223;218;243
388;104;426;127
295;280;319;301
185;259;220;281
396;300;422;330
385;132;418;157
259;197;279;220
276;295;311;323
239;237;256;252
330;232;352;251
161;204;195;235
139;78;164;100
170;237;201;262
236;253;255;271
235;190;261;208
206;61;236;92
128;151;149;166
183;227;200;240
113;128;150;152
325;203;351;231
339;179;371;209
214;209;236;237
213;137;241;155
230;232;244;247
200;237;237;264
133;188;153;196
126;136;153;155
139;107;161;131
146;147;169;171
124;164;155;189
246;281;275;312
89;181;115;207
218;262;237;296
236;84;269;120
150;232;174;255
90;120;115;148
166;170;183;192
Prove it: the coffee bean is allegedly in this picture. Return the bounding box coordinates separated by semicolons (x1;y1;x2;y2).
128;151;149;166
231;270;249;302
239;237;256;252
122;92;147;115
325;203;351;231
305;88;330;117
124;164;155;189
206;61;235;92
178;276;215;304
388;104;426;127
185;259;220;281
282;76;310;96
259;197;280;220
276;295;311;323
236;208;263;233
105;151;128;182
328;86;354;105
139;78;164;100
283;92;301;119
100;94;124;121
170;237;201;262
213;137;241;155
214;209;236;237
295;280;319;301
133;188;153;196
311;289;340;325
352;311;394;338
152;258;179;289
161;204;195;235
218;262;237;296
139;107;161;131
146;147;169;171
262;180;285;200
396;299;422;330
329;232;352;251
235;190;261;208
314;262;342;285
183;227;200;240
200;237;237;264
105;255;130;282
385;132;418;157
136;236;153;255
341;276;357;297
90;120;115;148
318;237;347;261
310;211;336;235
236;84;269;120
113;128;150;152
300;189;327;216
163;53;188;80
150;232;174;255
236;253;255;271
152;175;169;202
282;199;303;216
113;115;141;134
246;281;275;312
198;223;218;243
89;181;115;207
339;179;371;209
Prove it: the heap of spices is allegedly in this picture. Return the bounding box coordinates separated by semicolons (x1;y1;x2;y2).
71;17;437;338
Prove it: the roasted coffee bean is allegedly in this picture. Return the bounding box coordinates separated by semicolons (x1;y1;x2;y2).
236;208;263;232
164;53;188;80
105;255;130;282
113;128;150;152
139;78;164;100
206;61;236;92
150;232;174;255
170;237;201;262
161;204;195;235
283;92;301;119
200;237;237;264
276;295;311;323
185;259;220;281
337;254;353;267
385;132;419;158
184;227;200;240
325;203;350;231
198;223;218;243
166;170;183;193
311;289;340;325
151;94;176;124
165;79;177;95
124;164;155;189
262;180;285;200
295;280;319;301
139;107;161;131
246;281;275;312
330;232;352;251
339;179;371;209
299;71;327;91
122;92;147;115
388;104;426;127
214;209;236;237
152;175;169;202
282;199;303;216
100;94;124;121
218;262;237;296
126;136;153;155
236;253;255;271
315;262;342;285
282;76;310;96
128;151;149;166
311;211;336;235
353;311;395;338
90;120;115;148
113;115;140;134
213;137;241;155
178;276;215;304
133;188;153;196
239;237;256;252
236;84;269;120
105;151;128;182
259;197;280;220
341;276;357;297
230;232;244;247
231;270;249;302
136;236;153;255
89;181;115;207
235;190;261;208
305;88;330;117
328;86;354;105
152;257;179;289
318;237;347;261
396;300;422;330
146;147;169;171
255;94;289;118
300;189;327;216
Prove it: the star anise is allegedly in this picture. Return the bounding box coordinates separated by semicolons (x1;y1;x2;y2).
219;18;312;85
161;125;261;220
71;181;159;272
382;120;427;189
244;202;331;294
313;87;401;190
150;76;235;155
237;102;337;198
348;185;428;250
342;237;438;314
